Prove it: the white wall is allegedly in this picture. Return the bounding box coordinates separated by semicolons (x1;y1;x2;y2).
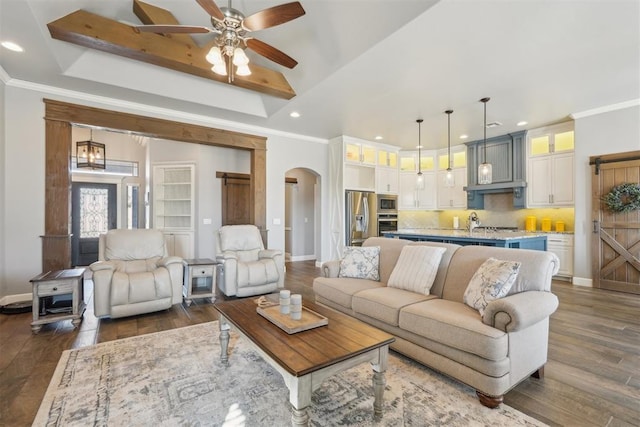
148;138;251;259
0;79;6;299
573;104;640;284
266;135;328;263
3;87;45;299
0;84;328;301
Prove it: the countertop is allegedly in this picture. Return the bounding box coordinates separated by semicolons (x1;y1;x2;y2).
387;228;549;241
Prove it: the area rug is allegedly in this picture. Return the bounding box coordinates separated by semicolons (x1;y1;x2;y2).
34;321;546;426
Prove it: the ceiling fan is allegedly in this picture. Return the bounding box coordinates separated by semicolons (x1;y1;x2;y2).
136;0;305;80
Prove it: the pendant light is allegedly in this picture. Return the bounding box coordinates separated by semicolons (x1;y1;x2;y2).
444;109;455;187
478;97;493;184
416;119;425;190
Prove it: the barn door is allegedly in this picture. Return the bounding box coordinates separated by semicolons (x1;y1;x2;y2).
217;172;251;225
591;151;640;294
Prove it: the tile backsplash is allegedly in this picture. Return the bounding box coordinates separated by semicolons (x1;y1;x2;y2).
398;193;575;232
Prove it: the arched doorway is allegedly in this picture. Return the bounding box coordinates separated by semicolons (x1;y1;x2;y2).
284;168;320;263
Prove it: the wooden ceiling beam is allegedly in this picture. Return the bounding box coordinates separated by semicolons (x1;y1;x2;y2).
47;9;296;99
132;0;198;48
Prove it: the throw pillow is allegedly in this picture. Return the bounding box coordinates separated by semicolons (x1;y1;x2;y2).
463;257;521;315
387;245;446;295
338;246;380;281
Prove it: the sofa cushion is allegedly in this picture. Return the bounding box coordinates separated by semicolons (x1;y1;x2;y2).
363;237;412;284
399;299;508;361
463;258;521;315
312;276;383;309
442;245;559;303
339;246;380;280
352;287;435;326
388;246;446;295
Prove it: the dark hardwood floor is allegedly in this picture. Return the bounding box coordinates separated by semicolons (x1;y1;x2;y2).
1;261;638;426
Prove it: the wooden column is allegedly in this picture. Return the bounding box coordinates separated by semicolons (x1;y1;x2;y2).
42;119;72;271
251;148;267;245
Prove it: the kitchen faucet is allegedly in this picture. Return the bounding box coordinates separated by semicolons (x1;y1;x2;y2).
468;211;480;231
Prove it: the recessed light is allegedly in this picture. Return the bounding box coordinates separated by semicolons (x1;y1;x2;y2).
1;41;24;52
459;134;468;140
375;136;383;140
289;111;300;118
517;121;528;126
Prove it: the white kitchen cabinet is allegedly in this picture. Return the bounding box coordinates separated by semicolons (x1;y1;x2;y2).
399;150;436;173
377;149;398;168
526;122;574;208
546;233;574;278
376;167;399;194
399;171;436;209
153;163;195;258
528;153;574;206
436;168;467;209
344;139;377;165
436;146;467;209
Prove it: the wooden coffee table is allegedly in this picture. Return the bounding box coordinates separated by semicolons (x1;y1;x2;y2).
214;298;395;425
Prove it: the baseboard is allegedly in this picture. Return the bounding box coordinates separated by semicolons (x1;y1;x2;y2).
0;293;33;306
572;277;593;287
290;255;316;262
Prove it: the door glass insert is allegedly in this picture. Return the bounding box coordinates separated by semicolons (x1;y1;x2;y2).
554;131;574;152
79;187;109;238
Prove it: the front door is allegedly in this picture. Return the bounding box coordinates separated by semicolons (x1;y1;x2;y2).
591;151;640;294
71;182;117;267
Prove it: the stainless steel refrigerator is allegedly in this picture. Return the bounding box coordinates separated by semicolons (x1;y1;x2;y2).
345;190;376;246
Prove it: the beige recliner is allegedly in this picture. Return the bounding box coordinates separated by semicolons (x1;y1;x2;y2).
216;225;285;297
90;229;184;318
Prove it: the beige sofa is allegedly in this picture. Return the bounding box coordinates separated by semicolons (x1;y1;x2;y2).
91;229;184;319
313;237;560;408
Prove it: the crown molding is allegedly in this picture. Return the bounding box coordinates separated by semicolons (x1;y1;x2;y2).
570;99;640;119
0;66;10;84
5;77;327;145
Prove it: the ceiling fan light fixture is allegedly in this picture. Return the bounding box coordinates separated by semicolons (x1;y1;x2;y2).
232;47;249;66
235;64;251;76
212;63;227;76
206;46;224;65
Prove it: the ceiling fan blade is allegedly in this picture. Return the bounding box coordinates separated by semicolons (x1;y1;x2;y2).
136;24;214;34
195;0;225;21
246;38;298;69
242;2;305;32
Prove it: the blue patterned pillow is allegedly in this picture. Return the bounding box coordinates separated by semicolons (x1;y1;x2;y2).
338;246;380;281
463;257;521;315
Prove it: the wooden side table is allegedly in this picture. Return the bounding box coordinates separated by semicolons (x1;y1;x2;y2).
30;268;86;334
182;258;217;306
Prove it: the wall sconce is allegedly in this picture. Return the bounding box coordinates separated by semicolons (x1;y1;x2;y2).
76;138;106;169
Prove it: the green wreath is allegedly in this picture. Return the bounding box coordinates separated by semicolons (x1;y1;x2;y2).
603;182;640;213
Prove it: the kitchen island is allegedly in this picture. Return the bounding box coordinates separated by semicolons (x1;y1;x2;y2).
384;229;548;251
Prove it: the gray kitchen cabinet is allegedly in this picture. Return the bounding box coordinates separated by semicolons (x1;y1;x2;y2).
464;130;527;209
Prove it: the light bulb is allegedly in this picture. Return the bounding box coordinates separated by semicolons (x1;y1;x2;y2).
416;172;425;190
444;169;455;187
212;63;227;76
478;163;493;185
235;64;251;76
232;48;249;66
206;46;223;65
